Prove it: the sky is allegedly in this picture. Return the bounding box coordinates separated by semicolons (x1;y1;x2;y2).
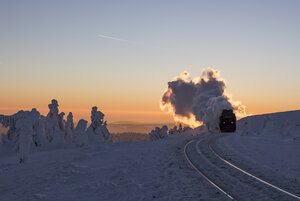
0;0;299;123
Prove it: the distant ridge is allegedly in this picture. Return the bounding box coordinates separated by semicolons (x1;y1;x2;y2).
110;121;175;125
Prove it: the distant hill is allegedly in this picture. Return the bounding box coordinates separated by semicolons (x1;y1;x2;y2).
108;122;176;134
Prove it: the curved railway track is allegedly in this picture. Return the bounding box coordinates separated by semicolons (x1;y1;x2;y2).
184;134;300;201
184;139;236;200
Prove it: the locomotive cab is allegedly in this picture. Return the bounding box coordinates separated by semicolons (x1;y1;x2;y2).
219;109;236;132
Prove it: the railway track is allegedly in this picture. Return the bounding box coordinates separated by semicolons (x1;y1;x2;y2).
184;139;236;200
184;134;300;201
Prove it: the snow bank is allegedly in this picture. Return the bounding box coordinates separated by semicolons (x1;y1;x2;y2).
238;110;300;138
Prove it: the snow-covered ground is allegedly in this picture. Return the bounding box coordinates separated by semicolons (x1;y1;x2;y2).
228;110;300;180
0;136;228;201
216;133;300;181
0;110;299;201
212;110;300;199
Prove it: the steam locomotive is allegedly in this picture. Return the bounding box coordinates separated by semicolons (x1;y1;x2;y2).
219;109;236;132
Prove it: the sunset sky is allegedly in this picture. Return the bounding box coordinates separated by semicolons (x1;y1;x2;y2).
0;0;299;123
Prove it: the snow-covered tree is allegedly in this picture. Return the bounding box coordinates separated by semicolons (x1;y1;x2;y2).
0;109;47;156
178;124;183;133
102;121;111;140
168;125;177;135
73;119;88;147
65;112;74;141
149;125;168;140
45;99;65;145
58;112;65;132
31;108;46;147
0;114;17;141
45;99;59;142
16;111;34;163
87;106;111;142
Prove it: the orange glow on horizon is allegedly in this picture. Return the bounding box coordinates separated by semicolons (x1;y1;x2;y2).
0;107;174;124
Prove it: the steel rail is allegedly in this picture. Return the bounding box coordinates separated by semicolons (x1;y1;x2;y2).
184;139;235;200
209;140;300;200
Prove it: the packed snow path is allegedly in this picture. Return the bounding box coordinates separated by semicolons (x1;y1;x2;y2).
185;134;300;201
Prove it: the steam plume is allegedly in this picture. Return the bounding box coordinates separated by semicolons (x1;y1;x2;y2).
160;68;246;130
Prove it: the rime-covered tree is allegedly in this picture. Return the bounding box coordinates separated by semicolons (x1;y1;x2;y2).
45;99;60;142
87;106;111;142
45;99;65;145
73;119;88;147
58;112;65;132
31;108;46;147
16;111;34;163
65;112;74;141
149;125;168;140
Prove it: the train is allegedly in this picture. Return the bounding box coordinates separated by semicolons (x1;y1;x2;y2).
219;109;236;132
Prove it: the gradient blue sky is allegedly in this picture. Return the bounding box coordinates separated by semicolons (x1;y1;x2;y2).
0;0;299;122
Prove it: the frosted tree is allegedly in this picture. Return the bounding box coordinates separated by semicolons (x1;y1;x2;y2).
90;106;104;129
45;99;59;142
73;119;88;147
149;126;168;140
45;99;65;145
31;108;46;148
159;125;168;138
1;109;48;162
87;106;110;142
0;111;28;151
65;112;74;141
182;126;191;132
58;112;65;132
16;111;34;163
168;126;177;135
102;121;111;140
149;128;157;140
0;114;17;141
178;124;183;133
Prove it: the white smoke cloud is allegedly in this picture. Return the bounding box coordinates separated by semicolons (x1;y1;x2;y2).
160;68;246;129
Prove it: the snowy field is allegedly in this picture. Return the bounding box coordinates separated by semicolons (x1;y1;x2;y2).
0;110;299;201
0;137;228;201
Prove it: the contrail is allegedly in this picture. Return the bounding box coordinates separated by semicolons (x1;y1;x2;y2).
97;34;137;44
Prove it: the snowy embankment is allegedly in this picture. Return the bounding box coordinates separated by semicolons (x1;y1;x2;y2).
214;110;300;189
